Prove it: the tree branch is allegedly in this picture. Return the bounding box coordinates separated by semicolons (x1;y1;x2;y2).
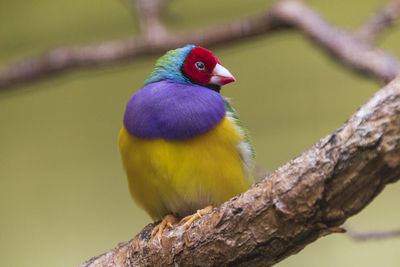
0;10;279;91
80;77;400;266
271;1;400;83
2;0;400;90
356;0;400;42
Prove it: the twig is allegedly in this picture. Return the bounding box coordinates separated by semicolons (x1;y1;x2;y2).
271;1;400;83
80;77;400;267
133;0;168;41
2;0;400;90
357;0;400;42
345;224;400;241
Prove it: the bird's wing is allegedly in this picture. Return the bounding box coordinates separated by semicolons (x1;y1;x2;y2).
223;97;255;171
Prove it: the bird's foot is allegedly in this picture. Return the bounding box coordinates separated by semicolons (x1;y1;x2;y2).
317;223;346;235
326;226;346;233
151;214;179;244
180;205;213;230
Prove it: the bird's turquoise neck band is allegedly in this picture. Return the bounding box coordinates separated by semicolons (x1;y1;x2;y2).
144;44;196;85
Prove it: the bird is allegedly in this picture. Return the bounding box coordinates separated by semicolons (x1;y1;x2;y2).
118;44;254;242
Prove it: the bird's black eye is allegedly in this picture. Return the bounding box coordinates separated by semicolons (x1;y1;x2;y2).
195;61;205;71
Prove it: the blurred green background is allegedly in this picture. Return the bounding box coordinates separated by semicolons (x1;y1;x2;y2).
1;0;400;266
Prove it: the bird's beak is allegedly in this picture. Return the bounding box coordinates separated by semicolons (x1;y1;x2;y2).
209;64;236;86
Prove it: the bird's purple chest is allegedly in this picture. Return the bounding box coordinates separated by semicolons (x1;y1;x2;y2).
123;80;226;140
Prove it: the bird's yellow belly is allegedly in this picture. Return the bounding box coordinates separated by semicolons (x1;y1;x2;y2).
118;116;252;220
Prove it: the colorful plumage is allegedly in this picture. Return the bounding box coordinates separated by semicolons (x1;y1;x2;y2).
119;45;254;235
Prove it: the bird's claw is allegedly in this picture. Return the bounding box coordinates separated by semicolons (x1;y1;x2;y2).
151;214;178;245
180;205;213;230
150;206;214;245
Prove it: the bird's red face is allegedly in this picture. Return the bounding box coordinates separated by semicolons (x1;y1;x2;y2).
181;47;235;88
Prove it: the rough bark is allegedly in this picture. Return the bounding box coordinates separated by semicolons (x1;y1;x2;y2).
2;0;400;90
80;77;400;266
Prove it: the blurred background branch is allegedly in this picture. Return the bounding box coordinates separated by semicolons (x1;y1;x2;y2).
1;0;400;91
345;224;400;241
356;0;400;42
132;0;168;41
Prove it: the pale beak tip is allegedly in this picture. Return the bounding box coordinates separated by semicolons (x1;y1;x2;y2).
210;64;236;86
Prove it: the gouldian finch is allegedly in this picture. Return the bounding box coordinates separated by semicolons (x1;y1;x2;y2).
119;45;254;240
